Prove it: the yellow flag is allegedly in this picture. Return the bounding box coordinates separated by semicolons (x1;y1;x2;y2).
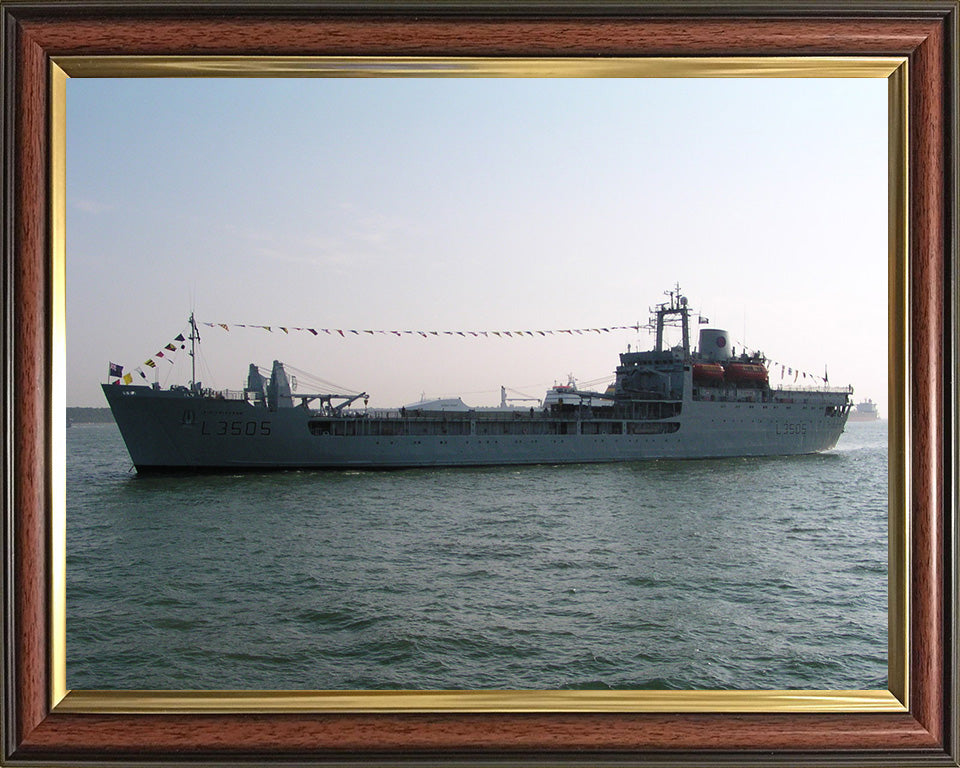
122;373;133;384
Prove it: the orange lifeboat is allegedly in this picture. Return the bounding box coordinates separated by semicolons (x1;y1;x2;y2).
692;362;725;385
724;362;768;385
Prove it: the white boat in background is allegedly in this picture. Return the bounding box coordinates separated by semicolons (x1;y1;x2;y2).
848;399;881;422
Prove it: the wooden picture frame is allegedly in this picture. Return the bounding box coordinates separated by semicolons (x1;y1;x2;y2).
2;2;956;765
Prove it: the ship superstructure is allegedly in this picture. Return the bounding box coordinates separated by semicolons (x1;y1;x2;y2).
102;288;853;471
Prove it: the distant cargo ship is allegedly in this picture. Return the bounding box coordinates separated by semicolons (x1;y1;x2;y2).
103;287;853;471
848;399;881;422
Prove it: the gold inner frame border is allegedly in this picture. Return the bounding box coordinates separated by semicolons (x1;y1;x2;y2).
49;55;909;715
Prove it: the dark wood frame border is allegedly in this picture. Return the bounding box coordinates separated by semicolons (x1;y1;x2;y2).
2;2;957;765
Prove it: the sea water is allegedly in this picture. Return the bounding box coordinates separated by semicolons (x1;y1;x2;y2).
66;420;887;690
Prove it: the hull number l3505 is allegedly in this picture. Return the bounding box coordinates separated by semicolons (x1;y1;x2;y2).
201;420;272;436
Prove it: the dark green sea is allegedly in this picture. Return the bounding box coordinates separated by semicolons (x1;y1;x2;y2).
66;420;887;691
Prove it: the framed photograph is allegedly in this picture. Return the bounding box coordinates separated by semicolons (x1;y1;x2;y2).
2;2;956;765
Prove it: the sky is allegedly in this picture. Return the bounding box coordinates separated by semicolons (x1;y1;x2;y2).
67;76;888;413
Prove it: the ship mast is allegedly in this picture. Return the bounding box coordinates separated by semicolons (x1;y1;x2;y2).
189;311;198;393
652;284;690;358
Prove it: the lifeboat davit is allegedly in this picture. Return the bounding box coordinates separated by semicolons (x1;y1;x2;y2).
692;362;725;384
724;362;768;385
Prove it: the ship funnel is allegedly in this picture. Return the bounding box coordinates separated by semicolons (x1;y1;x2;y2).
266;360;295;410
698;329;731;362
246;364;266;403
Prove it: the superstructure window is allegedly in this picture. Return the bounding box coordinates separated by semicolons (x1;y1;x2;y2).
626;422;680;435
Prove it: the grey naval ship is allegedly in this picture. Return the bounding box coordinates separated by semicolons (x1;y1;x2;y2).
103;289;853;472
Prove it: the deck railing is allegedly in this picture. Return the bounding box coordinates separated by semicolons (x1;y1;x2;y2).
202;388;247;400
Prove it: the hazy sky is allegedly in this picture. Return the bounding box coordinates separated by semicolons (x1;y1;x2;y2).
67;77;888;412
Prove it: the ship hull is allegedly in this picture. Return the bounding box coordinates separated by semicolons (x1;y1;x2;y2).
103;384;850;472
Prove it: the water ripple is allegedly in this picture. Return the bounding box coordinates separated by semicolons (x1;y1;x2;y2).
67;421;888;691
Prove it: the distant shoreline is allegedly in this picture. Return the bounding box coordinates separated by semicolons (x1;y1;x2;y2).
67;407;114;424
